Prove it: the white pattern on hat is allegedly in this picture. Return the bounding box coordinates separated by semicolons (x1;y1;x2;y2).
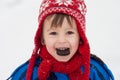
56;0;73;6
38;0;87;32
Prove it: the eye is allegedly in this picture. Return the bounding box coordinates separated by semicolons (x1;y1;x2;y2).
67;31;74;35
49;32;57;35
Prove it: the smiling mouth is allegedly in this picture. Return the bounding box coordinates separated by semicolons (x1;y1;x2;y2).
56;48;70;56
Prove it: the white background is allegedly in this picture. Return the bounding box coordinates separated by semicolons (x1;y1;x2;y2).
0;0;120;80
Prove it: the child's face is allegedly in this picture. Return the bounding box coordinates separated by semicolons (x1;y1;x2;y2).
42;14;80;62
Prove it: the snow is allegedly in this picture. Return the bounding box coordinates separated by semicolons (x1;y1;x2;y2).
0;0;119;79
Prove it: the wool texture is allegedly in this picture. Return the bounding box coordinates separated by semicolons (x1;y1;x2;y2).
26;0;90;80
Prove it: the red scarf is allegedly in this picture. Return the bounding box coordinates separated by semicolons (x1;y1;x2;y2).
38;46;88;80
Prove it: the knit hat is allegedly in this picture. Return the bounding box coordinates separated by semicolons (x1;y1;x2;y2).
26;0;90;80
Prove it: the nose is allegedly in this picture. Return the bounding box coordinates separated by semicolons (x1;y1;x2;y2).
55;35;68;47
57;34;67;43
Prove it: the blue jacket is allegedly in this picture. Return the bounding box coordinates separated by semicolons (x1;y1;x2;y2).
7;54;114;80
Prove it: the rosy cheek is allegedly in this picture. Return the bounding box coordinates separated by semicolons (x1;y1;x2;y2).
71;39;79;46
45;42;55;53
71;39;79;50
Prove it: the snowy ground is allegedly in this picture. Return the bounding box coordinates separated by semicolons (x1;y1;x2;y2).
0;0;120;80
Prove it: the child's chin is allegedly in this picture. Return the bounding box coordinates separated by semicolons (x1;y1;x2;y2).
55;56;72;62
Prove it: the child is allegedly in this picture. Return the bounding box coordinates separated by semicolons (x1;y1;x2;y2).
8;0;114;80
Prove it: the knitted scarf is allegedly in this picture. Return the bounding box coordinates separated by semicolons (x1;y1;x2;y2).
37;46;88;80
26;30;90;80
26;0;90;79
